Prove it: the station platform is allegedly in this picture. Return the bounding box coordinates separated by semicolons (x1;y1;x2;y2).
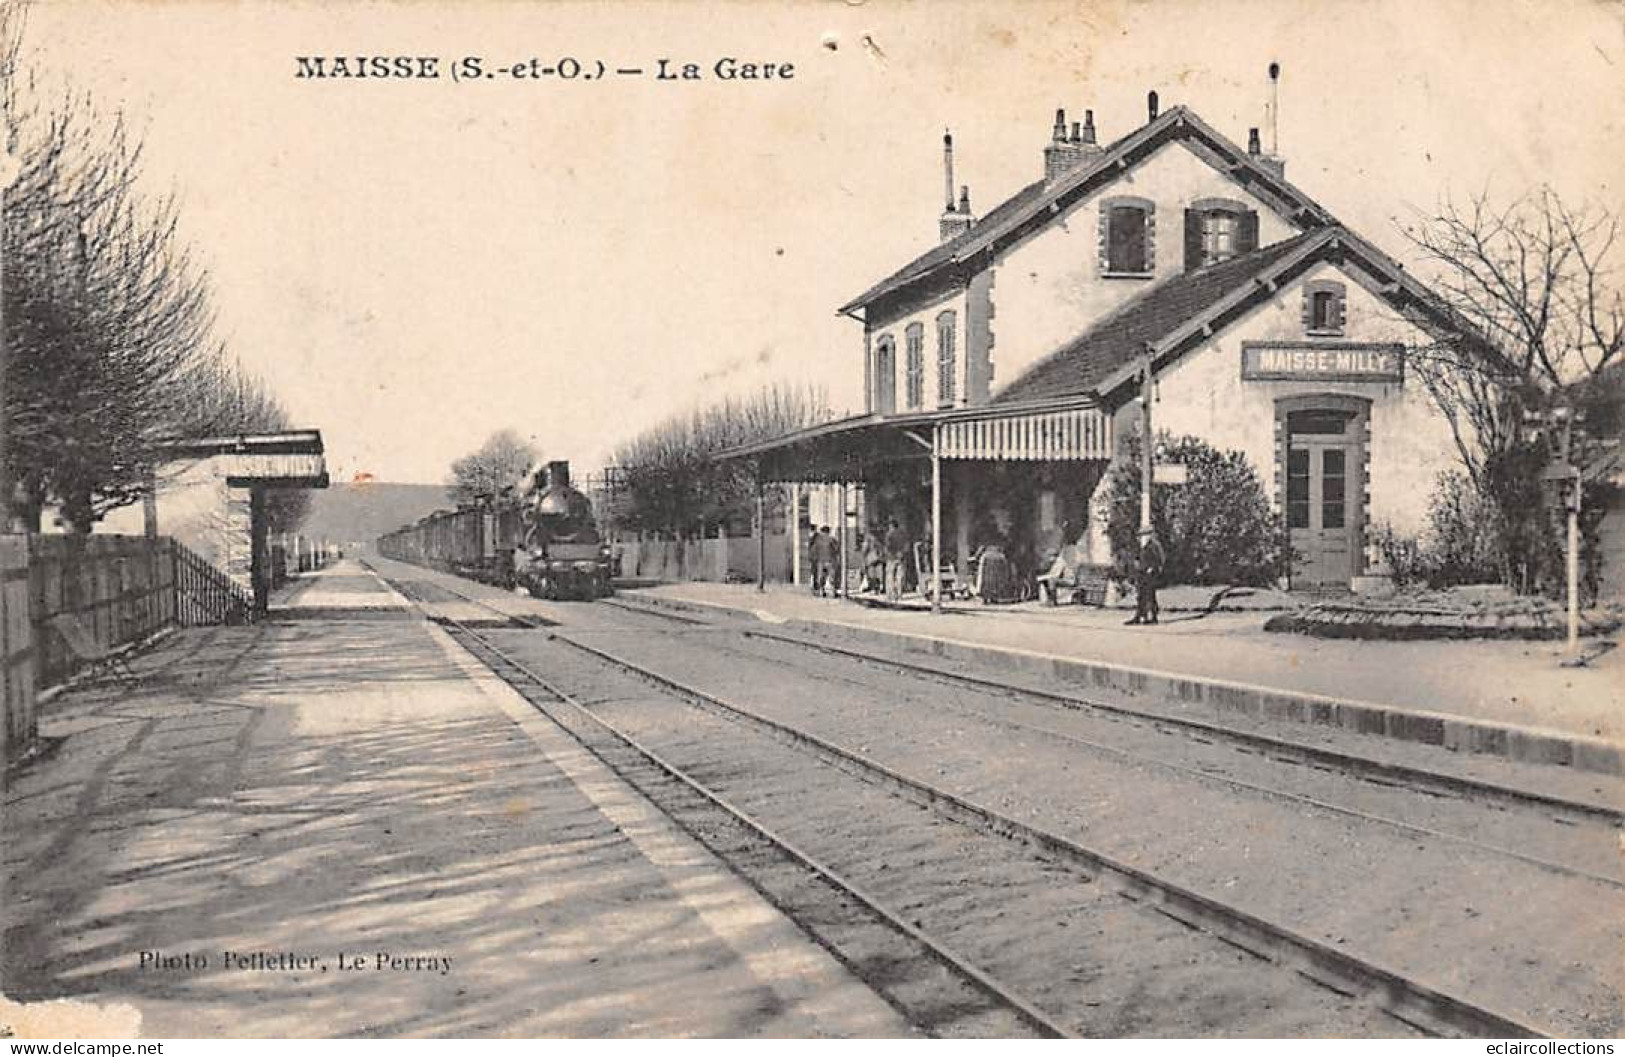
625;580;1625;772
1;560;908;1038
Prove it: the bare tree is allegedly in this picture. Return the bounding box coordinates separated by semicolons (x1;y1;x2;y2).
448;429;537;508
1401;187;1623;589
1404;187;1623;482
0;1;312;543
3;57;220;531
612;382;831;537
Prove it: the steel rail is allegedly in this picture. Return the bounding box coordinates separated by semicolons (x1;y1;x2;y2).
600;595;1621;826
550;626;1552;1040
372;574;1615;885
599;615;1623;890
451;627;1074;1040
372;569;1072;1039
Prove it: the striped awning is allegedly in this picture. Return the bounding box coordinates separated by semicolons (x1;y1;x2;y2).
938;407;1112;461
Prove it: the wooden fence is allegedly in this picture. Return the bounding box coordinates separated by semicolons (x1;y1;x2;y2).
2;535;33;764
616;531;844;584
1;534;261;764
28;535;179;690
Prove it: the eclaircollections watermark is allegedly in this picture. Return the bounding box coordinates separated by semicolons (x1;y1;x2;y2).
137;951;453;976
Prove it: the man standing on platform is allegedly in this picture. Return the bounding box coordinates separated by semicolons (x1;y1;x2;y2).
883;518;908;603
809;525;838;597
1126;527;1165;626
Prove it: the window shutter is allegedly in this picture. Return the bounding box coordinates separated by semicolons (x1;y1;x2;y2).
1145;206;1157;272
1238;210;1259;254
1330;290;1347;332
1184;209;1202;271
1300;288;1313;330
1098;205;1111;272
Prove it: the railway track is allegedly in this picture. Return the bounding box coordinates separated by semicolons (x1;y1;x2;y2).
597;595;1622;829
368;561;1562;1036
590;599;1621;888
365;565;1066;1037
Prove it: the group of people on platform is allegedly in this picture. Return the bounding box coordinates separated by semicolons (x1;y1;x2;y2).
800;518;1166;625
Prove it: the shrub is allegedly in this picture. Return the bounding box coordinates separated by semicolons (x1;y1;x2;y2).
1371;523;1427;589
1423;471;1503;587
1100;431;1289;587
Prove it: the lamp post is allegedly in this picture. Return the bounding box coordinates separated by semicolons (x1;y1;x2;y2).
1139;352;1154;535
1534;405;1587;655
1556;409;1584;655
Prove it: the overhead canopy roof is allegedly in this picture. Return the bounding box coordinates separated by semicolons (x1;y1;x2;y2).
720;398;1113;482
156;430;329;488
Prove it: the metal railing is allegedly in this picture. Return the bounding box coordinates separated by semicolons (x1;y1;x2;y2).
172;539;255;627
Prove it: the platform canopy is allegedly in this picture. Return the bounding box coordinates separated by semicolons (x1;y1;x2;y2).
156;430;329;488
720;397;1113;483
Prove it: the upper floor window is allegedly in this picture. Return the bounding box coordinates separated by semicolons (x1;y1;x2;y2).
904;322;925;410
1302;280;1347;335
873;334;896;414
1099;196;1155;276
936;311;957;406
1184;199;1259;270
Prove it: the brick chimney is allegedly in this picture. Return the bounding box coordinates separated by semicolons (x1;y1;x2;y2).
1247;125;1285;179
940;132;974;241
1043;107;1101;185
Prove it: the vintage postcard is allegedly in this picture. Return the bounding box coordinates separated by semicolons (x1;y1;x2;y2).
1;0;1621;1044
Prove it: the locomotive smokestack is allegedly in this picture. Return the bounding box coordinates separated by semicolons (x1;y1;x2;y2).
547;460;571;489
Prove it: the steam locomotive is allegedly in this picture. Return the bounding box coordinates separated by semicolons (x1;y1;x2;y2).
376;460;614;600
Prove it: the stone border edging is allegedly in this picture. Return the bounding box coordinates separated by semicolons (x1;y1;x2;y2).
629;591;1624;778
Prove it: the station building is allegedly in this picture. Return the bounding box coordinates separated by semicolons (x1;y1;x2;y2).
733;95;1487;593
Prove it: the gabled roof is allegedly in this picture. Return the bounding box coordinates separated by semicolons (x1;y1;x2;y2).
839;104;1336;317
992;223;1510;406
993;231;1326;404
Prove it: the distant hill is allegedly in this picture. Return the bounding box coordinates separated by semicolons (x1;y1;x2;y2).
298;482;451;545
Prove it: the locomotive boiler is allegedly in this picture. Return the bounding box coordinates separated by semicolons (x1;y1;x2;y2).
514;460;613;600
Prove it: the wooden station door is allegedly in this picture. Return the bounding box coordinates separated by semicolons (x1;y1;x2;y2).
1285;409;1361;590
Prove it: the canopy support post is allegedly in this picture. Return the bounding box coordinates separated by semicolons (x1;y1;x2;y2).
931;424;943;616
755;466;766;593
837;482;848;598
790;482;802;586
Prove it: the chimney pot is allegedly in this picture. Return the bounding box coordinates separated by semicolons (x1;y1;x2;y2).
1082;109;1097;144
1052;108;1067;141
959;185;971;215
1147;91;1159;122
1248;127;1261;155
1069;121;1081;144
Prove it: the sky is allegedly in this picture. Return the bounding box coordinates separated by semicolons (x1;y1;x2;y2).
19;0;1625;484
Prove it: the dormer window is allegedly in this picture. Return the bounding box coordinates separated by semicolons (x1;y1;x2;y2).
904;322;924;410
1099;196;1155;276
1302;280;1347;335
1184;198;1259;271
